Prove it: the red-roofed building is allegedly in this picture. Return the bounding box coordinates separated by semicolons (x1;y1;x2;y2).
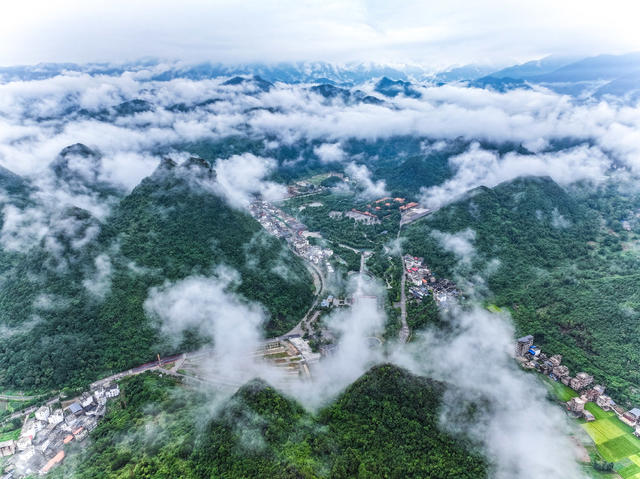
40;451;65;474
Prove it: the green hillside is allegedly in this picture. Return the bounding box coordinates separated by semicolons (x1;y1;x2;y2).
0;154;313;392
50;365;487;478
404;176;640;405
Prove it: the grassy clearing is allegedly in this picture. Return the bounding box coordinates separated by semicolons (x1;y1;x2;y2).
0;429;20;442
486;304;503;313
544;377;578;402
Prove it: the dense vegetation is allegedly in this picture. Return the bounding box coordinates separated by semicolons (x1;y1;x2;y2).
51;365;487;478
405;176;640;405
0;154;313;392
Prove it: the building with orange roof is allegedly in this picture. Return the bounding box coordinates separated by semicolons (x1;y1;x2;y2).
40;450;65;474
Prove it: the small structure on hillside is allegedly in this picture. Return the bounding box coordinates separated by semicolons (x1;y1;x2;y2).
567;396;586;413
552;365;570;379
540;360;553;375
35;406;50;422
623;408;640;425
16;435;32;452
515;335;534;357
583;410;596;422
596;394;614;411
105;385;120;398
570;372;594;391
528;345;541;358
67;402;83;416
0;440;16;457
549;354;562;367
584;385;605;402
47;409;64;426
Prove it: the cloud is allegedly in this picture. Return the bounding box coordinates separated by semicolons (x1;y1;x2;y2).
144;268;264;364
345;162;388;199
551;207;571;228
390;305;587;478
430;228;476;264
314;142;346;164
214;153;287;208
82;253;113;299
287;273;386;408
2;1;640;68
419;142;611;209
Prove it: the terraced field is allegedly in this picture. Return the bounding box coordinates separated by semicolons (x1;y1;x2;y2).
581;404;640;477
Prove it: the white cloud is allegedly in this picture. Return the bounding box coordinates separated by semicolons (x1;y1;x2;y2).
345;162;388;199
1;1;640;67
431;228;476;264
83;253;113;299
390;305;588;478
214;153;287;208
420;142;611;209
144;268;264;374
314;142;346;163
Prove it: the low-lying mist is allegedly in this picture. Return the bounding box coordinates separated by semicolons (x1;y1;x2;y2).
146;258;587;477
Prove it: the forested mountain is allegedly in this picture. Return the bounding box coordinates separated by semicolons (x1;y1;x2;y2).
0;149;313;392
50;365;487;478
405;176;640;404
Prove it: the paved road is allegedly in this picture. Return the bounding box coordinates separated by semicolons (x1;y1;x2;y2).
283;261;324;337
399;260;409;342
397;227;410;343
0;394;38;401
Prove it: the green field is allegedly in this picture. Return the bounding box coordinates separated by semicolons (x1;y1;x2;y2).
581;403;640;471
600;435;640;463
584;417;627;445
586;402;617;420
617;461;640;479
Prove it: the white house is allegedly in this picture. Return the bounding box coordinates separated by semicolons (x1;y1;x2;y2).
47;409;64;426
35;405;50;422
105;385;120;398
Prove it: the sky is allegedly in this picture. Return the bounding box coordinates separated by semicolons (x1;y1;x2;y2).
1;0;640;68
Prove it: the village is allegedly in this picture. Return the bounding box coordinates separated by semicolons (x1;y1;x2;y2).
514;335;640;433
403;254;459;305
249;200;334;272
0;382;120;478
0;329;333;479
330;196;431;227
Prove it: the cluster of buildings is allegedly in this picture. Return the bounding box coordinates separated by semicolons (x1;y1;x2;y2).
259;336;320;379
249;200;333;268
404;255;459;305
342;210;381;225
2;383;120;478
319;295;352;308
286;180;324;197
513;335;640;428
287;173;346;197
335;196;431;226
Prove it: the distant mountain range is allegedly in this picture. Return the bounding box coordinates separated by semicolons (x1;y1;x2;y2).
1;52;639;98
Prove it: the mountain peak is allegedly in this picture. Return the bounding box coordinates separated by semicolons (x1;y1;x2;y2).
59;143;98;159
